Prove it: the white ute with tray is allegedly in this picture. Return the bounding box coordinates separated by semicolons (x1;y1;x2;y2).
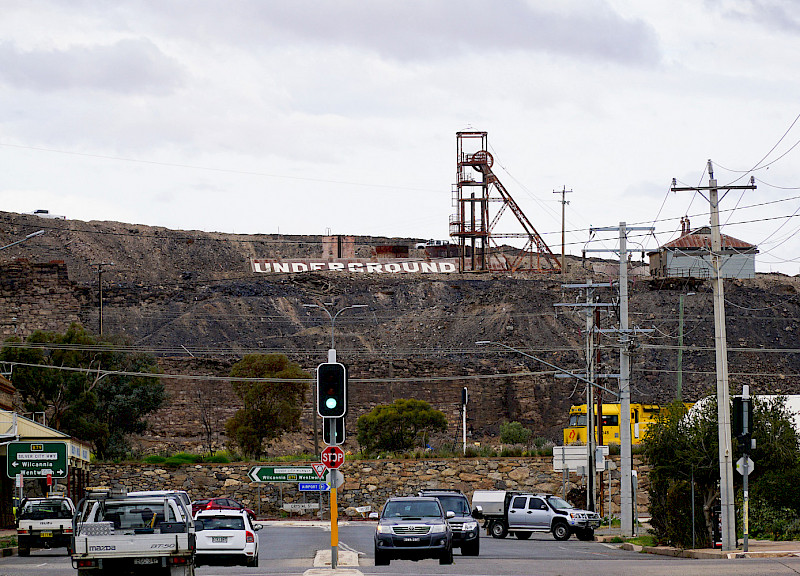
71;487;200;575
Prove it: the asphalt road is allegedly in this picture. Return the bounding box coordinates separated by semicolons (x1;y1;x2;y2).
2;522;800;576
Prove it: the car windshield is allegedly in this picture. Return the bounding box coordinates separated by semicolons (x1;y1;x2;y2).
20;501;72;519
546;496;573;511
201;516;246;530
435;496;470;515
383;501;442;518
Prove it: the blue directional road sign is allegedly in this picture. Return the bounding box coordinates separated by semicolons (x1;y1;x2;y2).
299;482;330;492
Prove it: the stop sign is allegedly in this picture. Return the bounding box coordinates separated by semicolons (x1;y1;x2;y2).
321;446;345;469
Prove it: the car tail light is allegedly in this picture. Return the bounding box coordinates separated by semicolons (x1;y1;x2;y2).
168;556;188;565
246;531;254;543
64;528;73;534
77;559;98;568
17;529;28;535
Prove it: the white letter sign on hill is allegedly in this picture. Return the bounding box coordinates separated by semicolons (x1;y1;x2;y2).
251;259;457;274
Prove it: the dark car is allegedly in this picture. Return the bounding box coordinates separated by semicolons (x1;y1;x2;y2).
191;497;256;519
371;496;454;566
418;489;480;555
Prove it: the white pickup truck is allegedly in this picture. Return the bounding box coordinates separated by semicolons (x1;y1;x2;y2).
17;496;76;556
71;488;200;575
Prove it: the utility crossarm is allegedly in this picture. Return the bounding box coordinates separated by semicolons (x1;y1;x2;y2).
554;303;615;308
562;282;618;289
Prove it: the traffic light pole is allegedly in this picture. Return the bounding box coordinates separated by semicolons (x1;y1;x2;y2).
326;348;339;569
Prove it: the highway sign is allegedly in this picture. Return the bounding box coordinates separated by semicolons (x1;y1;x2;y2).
7;441;68;479
248;466;329;483
321;445;345;469
299;482;330;491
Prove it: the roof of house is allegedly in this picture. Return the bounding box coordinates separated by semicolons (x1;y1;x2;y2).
658;226;756;251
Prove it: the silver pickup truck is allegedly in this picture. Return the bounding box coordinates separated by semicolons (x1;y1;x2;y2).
71;488;200;575
472;490;601;541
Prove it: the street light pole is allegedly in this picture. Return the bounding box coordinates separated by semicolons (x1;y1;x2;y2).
0;230;45;252
303;303;368;362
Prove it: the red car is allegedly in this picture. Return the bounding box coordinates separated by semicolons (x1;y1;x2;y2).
191;497;256;519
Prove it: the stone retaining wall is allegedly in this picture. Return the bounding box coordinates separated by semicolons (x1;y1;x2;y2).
90;456;649;518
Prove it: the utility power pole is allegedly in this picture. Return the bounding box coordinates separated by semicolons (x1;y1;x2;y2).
553;187;572;275
555;281;617;512
586;222;653;536
91;262;114;336
671;161;756;551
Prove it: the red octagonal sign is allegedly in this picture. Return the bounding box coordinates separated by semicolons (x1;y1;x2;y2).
321;445;345;469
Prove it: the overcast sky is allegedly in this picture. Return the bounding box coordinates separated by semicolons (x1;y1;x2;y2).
2;0;799;273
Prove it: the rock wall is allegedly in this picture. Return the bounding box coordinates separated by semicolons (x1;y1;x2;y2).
89;456;649;519
0;259;81;338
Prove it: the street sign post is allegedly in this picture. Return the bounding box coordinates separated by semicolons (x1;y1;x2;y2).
321;446;345;469
7;441;68;479
247;466;329;483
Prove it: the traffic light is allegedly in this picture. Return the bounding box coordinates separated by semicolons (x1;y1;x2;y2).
317;362;347;418
323;416;345;446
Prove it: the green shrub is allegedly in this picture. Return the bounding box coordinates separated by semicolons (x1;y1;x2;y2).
203;454;231;463
143;455;166;464
500;421;532;445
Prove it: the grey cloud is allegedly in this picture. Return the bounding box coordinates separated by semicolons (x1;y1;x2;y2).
149;0;661;66
0;38;184;94
705;0;800;32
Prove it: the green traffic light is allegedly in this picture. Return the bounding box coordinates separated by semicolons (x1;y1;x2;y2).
326;398;338;409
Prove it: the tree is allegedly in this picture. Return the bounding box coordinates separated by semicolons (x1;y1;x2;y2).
500;421;532;446
356;399;447;455
643;397;800;546
224;354;309;459
0;324;165;459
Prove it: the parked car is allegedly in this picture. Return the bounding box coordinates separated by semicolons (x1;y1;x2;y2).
191;497;256;519
16;496;75;556
418;489;480;555
194;510;262;567
371;496;454;565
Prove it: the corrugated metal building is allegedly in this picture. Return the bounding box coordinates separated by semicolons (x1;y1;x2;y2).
648;221;758;280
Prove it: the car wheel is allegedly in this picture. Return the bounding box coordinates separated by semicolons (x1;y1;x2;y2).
575;528;595;541
439;545;453;565
552;521;571;541
490;520;508;539
515;531;532;540
461;539;480;556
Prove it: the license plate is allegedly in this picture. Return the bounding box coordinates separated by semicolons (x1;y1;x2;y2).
212;536;228;543
40;532;52;538
403;537;420;542
133;558;158;565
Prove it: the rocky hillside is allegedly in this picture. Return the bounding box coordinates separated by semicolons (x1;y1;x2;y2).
1;210;799;454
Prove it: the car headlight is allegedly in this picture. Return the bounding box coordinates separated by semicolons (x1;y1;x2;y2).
376;525;393;534
463;521;478;531
429;523;447;533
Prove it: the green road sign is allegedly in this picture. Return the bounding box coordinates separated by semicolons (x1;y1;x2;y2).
248;465;328;483
7;441;68;479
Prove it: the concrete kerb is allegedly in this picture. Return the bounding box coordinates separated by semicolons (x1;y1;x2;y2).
618;541;800;559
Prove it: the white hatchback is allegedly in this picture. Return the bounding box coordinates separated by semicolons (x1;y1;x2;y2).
194;510;261;567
